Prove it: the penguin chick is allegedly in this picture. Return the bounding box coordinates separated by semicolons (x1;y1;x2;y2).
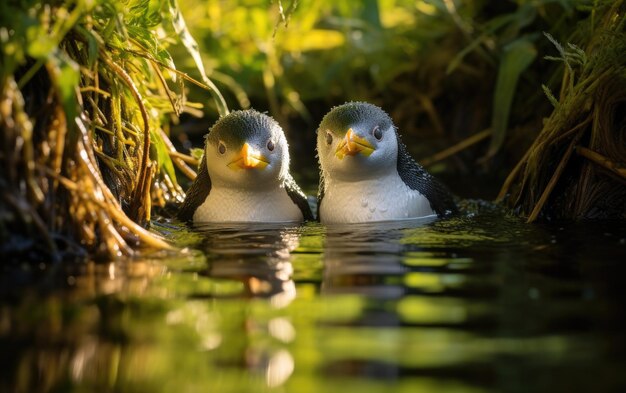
178;110;313;223
316;102;457;224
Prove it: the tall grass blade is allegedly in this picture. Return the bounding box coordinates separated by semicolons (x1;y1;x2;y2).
167;0;229;116
486;37;537;158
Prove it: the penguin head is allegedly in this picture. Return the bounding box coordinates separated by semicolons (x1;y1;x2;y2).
204;110;290;189
317;102;398;182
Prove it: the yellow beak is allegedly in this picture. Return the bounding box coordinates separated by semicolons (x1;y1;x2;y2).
228;143;269;170
335;128;375;159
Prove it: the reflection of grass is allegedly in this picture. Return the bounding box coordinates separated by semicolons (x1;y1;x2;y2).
3;222;613;393
6;282;597;392
401;228;495;247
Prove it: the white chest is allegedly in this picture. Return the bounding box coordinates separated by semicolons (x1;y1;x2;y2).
193;186;303;223
319;173;435;224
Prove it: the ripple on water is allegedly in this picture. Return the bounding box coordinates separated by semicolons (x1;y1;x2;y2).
2;204;626;392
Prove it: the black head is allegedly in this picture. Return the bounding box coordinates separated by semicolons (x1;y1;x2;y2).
205;110;290;189
317;102;398;182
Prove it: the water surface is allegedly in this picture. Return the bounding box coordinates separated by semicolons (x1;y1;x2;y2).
2;205;626;392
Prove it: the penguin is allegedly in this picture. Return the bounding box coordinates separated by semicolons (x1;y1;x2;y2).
178;110;313;223
316;102;457;224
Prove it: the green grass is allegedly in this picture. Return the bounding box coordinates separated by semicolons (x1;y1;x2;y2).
0;0;226;260
1;0;623;261
179;0;588;152
498;0;626;220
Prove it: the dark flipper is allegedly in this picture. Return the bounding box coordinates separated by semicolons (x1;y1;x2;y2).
396;133;457;217
284;173;314;221
177;154;211;222
316;174;325;222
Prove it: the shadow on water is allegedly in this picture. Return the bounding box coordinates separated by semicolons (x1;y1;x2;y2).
2;203;626;392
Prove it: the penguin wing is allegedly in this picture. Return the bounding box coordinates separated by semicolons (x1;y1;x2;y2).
284;173;314;221
396;135;458;217
177;154;211;222
316;173;326;222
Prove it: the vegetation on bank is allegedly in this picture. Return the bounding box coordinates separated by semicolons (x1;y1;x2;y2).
0;0;225;261
498;0;626;220
180;1;597;159
1;0;624;262
183;0;624;218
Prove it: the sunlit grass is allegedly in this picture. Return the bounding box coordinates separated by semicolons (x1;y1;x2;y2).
0;0;226;260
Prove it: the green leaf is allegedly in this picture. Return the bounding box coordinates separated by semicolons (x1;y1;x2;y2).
361;0;381;29
281;29;345;51
76;26;101;68
167;0;229;117
486;38;537;157
129;0;151;25
447;12;517;75
151;128;177;183
48;52;80;144
542;84;559;108
189;148;204;163
27;26;56;59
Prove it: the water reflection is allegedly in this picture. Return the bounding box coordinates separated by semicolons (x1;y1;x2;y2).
193;222;301;307
321;216;481;305
313;215;626;390
189;223;302;387
321;219;436;299
0;259;168;392
2;214;626;392
319;218;482;383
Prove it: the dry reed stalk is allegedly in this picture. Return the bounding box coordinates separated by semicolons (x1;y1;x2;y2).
499;1;626;220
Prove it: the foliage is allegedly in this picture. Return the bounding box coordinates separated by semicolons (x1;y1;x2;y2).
176;0;624;218
179;0;589;162
498;0;626;220
0;0;225;261
1;0;623;262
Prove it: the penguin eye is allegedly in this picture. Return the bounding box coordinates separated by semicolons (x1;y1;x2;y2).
325;132;333;145
218;142;226;155
373;126;383;140
267;139;275;151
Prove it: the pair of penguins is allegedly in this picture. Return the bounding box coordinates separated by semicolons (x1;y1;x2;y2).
178;102;457;224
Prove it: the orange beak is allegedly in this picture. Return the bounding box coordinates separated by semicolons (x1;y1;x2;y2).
335;128;375;159
228;143;269;170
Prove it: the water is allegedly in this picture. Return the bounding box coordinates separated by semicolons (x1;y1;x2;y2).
1;204;626;392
